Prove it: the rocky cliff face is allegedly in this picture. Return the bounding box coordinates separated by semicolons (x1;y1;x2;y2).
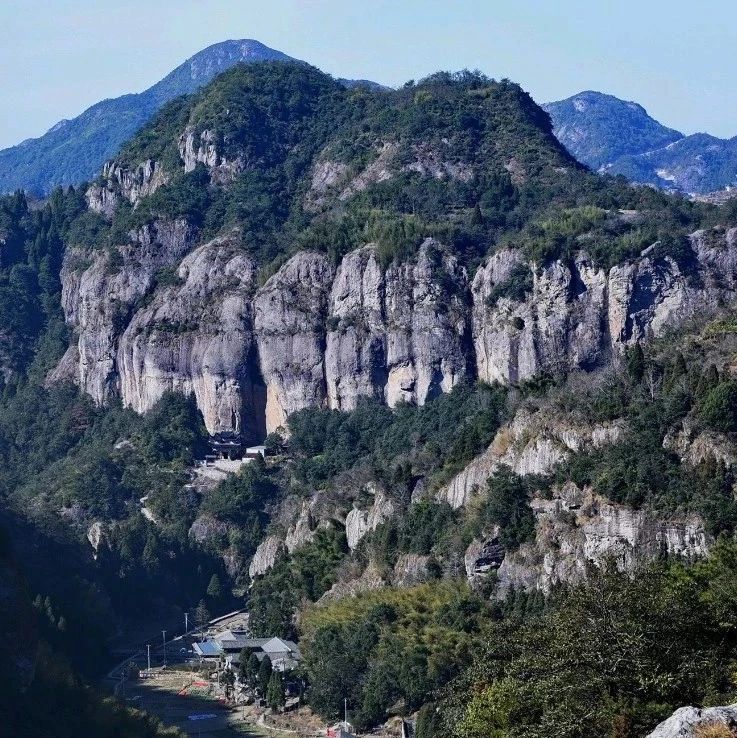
465;482;709;596
473;227;737;386
56;218;197;405
345;487;395;550
87;160;170;216
53;224;737;440
179;128;244;185
326;240;471;410
254;251;335;433
117;233;264;435
440;404;624;508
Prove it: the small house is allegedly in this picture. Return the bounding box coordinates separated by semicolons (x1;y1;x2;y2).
193;630;301;673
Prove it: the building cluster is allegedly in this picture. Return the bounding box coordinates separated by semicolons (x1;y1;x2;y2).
193;629;301;672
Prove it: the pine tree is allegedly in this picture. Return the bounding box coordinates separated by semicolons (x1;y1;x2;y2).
626;343;645;381
245;651;261;685
206;573;222;601
266;671;286;710
195;599;211;635
258;655;273;695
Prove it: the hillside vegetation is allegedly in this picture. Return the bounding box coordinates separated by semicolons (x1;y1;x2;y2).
1;61;737;738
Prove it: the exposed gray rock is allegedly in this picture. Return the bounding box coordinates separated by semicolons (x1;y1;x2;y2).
102;159;169;204
189;515;231;545
345;486;395;550
179;127;243;185
319;562;386;602
339;142;398;200
326;240;471;410
284;501;317;553
249;535;285;578
392;554;433;587
86;521;108;558
85;182;119;218
473;228;737;386
465;533;505;582
53;225;737;440
305;159;351;210
117;233;264;436
254;251;335;433
494;482;709;596
664;417;737;468
401;143;474;182
646;704;737;738
473;250;609;384
58;218;197;405
441;405;624;508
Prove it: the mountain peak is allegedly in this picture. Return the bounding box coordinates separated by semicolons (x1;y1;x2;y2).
543;90;683;170
0;39;300;195
154;39;300;94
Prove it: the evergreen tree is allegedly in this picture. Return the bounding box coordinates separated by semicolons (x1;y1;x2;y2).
246;652;261;685
626;343;645;381
206;573;222;601
258;655;273;695
195;599;211;635
267;671;286;710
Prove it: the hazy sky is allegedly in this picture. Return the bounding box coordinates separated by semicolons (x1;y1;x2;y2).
0;0;735;149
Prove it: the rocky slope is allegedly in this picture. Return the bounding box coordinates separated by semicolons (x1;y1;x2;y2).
440;404;624;508
489;482;708;596
53;224;737;438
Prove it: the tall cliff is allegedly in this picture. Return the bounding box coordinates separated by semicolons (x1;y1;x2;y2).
44;63;737;436
53;225;737;437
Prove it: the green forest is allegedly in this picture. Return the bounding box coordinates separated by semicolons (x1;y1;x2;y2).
2;60;737;738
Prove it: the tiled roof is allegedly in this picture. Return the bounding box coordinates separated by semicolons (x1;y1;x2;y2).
193;640;222;657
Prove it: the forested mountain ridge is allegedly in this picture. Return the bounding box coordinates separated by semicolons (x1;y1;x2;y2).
542;90;684;169
0;39;379;196
3;60;737;738
45;62;737;447
544;90;737;195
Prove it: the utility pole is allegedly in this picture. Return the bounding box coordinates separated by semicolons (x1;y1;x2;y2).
147;644;151;673
162;630;167;667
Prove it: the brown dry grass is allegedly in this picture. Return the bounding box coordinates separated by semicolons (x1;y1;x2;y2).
695;722;737;738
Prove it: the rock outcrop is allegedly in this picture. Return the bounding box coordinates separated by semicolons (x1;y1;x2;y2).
488;482;709;596
53;225;737;440
117;233;264;435
392;554;433;587
59;218;197;405
441;405;624;508
248;535;285;578
473;228;737;386
326;240;471;410
284;501;318;553
254;251;335;433
646;704;737;738
179;128;244;185
663;417;737;468
345;487;395;550
319;562;386;602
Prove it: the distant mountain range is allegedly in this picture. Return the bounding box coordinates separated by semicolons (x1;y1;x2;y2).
0;39;382;196
2;42;735;198
543;91;737;195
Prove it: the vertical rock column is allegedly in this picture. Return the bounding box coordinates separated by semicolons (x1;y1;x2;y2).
254;251;335;433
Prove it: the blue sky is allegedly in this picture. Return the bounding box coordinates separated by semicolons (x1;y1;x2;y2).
0;0;735;149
